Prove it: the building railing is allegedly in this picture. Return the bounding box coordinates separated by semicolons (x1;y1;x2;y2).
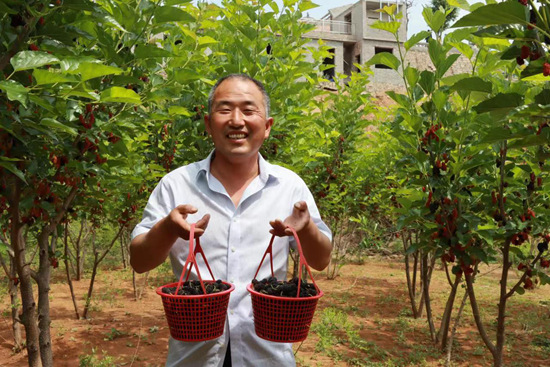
301;19;352;35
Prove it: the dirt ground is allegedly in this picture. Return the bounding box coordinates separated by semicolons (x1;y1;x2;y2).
1;257;549;366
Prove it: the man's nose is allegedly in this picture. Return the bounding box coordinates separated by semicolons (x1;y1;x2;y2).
229;109;245;126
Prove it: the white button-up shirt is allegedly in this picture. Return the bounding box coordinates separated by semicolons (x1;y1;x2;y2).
132;151;331;367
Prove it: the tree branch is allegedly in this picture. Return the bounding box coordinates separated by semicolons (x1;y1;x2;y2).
505;251;543;299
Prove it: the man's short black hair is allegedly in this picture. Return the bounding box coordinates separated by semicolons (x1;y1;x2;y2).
208;74;271;117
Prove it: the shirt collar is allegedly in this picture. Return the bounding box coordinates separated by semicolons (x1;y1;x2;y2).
195;150;280;183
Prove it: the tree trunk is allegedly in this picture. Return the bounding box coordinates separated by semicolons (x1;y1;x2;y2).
137;272;150;300
82;251;99;320
37;230;54;367
0;251;23;352
494;242;511;367
74;219;87;281
64;223;80;320
421;252;436;342
403;231;425;319
445;288;469;366
438;273;461;349
83;225;124;319
464;272;497;360
132;269;138;300
9;257;23;352
120;231;127;269
9;180;41;367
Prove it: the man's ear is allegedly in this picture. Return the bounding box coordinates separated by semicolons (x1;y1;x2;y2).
264;117;274;139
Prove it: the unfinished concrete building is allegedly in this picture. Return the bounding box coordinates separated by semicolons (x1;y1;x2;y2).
302;0;408;85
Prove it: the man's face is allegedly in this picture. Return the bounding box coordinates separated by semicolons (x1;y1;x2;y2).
205;78;273;162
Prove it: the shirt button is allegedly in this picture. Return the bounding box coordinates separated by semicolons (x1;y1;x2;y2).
230;310;234;315
233;218;238;222
231;247;236;252
230;279;234;283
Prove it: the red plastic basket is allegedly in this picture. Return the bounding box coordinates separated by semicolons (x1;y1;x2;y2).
247;226;323;343
156;224;234;342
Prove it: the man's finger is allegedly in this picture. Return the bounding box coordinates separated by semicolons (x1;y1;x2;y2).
176;204;198;215
294;201;307;211
196;213;210;229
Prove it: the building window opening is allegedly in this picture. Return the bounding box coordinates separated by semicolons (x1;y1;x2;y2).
374;47;393;69
344;13;351;23
322;48;336;81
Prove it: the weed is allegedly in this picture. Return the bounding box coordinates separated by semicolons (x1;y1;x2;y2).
311;307;357;353
79;348;117;367
472;346;485;356
376;293;399;306
532;334;550;352
149;325;159;333
103;328;126;341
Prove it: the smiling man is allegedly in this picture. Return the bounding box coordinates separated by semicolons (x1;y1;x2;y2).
130;74;332;367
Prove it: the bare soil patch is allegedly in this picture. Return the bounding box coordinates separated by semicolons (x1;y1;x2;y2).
1;258;548;366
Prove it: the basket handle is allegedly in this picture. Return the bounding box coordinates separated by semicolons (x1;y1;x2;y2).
252;226;321;297
174;223;216;295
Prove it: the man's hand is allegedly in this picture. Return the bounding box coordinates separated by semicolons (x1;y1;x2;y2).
166;204;210;240
269;201;311;237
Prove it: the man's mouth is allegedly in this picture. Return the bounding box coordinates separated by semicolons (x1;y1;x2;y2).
227;133;247;139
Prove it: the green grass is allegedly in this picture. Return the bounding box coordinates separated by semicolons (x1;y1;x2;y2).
79;348;117;367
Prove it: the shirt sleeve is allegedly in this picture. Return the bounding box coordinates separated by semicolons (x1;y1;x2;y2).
289;176;332;249
131;178;174;239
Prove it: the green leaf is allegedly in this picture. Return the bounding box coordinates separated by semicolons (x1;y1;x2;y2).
29;95;55;113
450;77;492;93
534;89;550;105
154;6;195;23
367;52;401;71
198;36;218;46
0;1;17;14
514;286;525;295
449;41;474;59
40;118;78;136
473;93;523;118
33;69;78;85
437;53;461;78
452;1;527;27
404;66;420;88
59;56;98;72
404;31;432;51
419;71;435;95
509;246;525;258
370;21;401;34
174;68;201;83
478;127;530;144
432;90;447;110
10;51;60;71
508;134;549;149
447;0;471;11
423;8;446;33
386;91;410;108
299;1;318;12
100;87;141;104
72;62;123;81
165;0;193;4
238;25;258;40
134;45;173;58
168;106;191;116
0;159;27;184
0;80;29;107
428;38;443;66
